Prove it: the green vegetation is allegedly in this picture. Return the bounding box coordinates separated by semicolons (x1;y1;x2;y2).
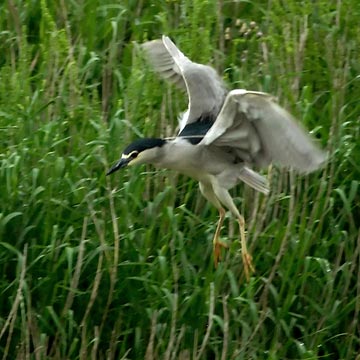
1;0;359;358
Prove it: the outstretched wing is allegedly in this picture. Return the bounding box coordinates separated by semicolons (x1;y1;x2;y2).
141;35;226;131
201;89;327;172
141;36;189;90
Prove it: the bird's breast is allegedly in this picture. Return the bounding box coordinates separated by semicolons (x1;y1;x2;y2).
156;139;234;182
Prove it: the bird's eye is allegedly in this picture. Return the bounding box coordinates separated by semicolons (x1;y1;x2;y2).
130;151;138;159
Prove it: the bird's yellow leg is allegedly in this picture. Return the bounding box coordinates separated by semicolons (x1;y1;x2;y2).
238;214;255;281
213;208;228;267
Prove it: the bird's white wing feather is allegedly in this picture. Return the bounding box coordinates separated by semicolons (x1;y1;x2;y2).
142;36;226;131
201;89;327;173
141;36;189;89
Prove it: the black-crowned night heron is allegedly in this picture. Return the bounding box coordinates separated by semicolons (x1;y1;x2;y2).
107;35;326;280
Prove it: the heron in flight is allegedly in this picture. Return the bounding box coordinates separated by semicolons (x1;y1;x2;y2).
107;35;326;280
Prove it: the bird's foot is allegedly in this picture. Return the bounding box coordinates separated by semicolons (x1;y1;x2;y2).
213;240;229;267
242;250;255;281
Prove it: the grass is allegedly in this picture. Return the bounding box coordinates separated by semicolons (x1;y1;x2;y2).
1;0;359;358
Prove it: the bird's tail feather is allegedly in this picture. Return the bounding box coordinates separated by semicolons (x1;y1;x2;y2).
239;167;270;195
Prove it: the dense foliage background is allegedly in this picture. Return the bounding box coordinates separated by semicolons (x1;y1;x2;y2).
1;0;359;358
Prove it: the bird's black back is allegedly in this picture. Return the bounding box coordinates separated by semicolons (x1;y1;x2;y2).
178;113;215;144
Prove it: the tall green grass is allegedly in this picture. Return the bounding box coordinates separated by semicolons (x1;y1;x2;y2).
1;0;359;358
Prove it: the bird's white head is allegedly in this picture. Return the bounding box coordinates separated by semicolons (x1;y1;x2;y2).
106;138;166;175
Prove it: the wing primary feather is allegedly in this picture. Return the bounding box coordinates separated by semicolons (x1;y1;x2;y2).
142;36;227;131
244;97;327;173
141;37;187;90
202;90;327;173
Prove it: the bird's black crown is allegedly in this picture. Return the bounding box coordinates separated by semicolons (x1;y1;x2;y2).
123;138;166;155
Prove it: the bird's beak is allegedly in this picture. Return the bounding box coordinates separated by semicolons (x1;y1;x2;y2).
106;158;130;175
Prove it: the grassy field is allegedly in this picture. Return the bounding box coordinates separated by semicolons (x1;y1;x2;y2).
1;0;359;359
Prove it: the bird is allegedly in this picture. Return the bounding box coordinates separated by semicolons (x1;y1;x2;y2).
107;35;327;280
